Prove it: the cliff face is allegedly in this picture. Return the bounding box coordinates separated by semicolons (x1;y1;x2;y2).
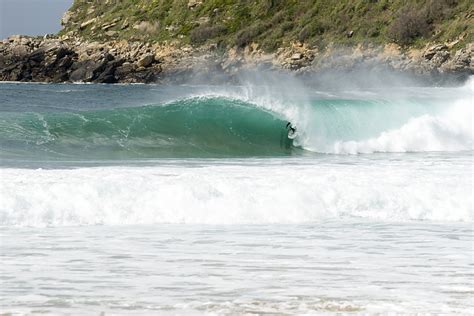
61;0;472;51
0;0;472;84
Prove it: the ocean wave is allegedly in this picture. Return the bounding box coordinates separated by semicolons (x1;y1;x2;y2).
0;77;472;159
0;97;295;159
1;159;471;227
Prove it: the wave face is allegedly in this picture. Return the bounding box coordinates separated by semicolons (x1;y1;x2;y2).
0;97;294;159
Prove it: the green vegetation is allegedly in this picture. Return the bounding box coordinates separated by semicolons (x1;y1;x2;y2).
61;0;473;51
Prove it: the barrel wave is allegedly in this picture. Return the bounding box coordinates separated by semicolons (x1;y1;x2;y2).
0;97;295;159
1;78;472;160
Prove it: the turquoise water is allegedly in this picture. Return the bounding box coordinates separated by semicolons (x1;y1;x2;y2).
0;97;294;159
0;80;472;314
0;81;469;161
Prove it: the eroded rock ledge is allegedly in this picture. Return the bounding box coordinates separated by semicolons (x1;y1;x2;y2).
0;35;472;84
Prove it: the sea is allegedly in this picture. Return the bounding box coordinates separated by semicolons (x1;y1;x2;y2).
0;74;472;315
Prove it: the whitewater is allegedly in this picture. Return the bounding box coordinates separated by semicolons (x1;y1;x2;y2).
0;76;472;314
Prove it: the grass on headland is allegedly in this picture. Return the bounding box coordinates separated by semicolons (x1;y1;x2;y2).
61;0;473;51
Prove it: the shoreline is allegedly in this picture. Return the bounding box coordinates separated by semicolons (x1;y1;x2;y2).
1;35;472;85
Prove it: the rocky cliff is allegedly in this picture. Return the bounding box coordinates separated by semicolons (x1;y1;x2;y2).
0;0;473;84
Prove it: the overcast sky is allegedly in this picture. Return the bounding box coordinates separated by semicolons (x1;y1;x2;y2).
0;0;73;39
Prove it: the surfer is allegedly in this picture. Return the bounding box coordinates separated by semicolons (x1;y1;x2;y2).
286;122;297;139
280;122;297;149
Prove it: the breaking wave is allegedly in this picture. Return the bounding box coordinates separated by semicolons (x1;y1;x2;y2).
0;97;295;159
1;157;472;227
1;77;472;159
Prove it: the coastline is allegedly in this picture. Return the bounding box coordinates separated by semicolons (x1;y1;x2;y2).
1;35;472;85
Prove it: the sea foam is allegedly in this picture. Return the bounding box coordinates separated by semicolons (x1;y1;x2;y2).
1;156;471;227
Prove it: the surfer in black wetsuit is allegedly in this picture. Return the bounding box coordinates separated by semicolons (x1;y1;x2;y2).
281;122;297;149
286;122;296;138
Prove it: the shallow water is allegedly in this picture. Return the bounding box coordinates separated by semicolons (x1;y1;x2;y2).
0;79;473;314
1;222;473;314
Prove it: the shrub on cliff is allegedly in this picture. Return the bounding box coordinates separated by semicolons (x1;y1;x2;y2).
190;25;227;44
387;5;431;45
298;21;326;43
235;23;267;48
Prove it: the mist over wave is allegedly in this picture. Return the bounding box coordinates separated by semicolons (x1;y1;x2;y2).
206;75;473;155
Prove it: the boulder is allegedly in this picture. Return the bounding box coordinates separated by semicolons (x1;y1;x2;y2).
188;0;203;9
105;31;118;37
70;59;107;82
28;49;45;63
430;51;450;67
133;21;159;33
11;45;29;57
137;54;155;67
441;47;472;72
8;35;22;43
423;44;448;60
95;64;117;83
61;11;73;26
102;22;117;31
290;53;303;60
56;46;74;60
80;18;97;30
57;55;74;69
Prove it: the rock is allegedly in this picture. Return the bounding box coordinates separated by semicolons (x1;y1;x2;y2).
11;45;29;57
70;59;107;82
56;47;73;60
102;22;117;31
121;22;130;30
442;46;472;72
115;63;136;80
57;55;74;69
61;11;73;26
197;17;210;25
80;18;97;30
87;6;96;15
423;44;448;60
8;35;22;43
430;51;450;67
28;49;45;63
40;42;62;54
105;31;118;37
133;21;159;33
137;54;155;67
95;62;120;83
290;53;303;60
188;0;203;9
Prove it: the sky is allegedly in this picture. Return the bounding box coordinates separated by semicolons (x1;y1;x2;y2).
0;0;73;39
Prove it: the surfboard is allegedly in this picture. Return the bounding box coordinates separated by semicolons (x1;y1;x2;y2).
288;129;297;139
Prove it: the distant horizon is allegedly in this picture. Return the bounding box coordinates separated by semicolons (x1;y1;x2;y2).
0;0;73;40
